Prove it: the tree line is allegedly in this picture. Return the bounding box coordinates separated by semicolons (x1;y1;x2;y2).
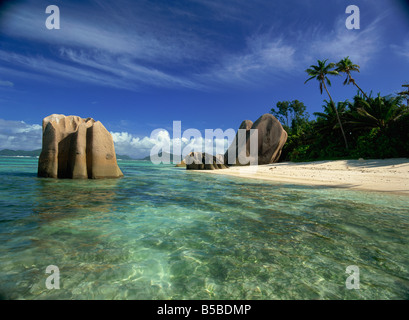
271;57;409;162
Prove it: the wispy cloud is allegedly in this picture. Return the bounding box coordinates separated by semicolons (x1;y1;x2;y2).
3;1;208;63
307;17;383;68
391;40;409;62
0;0;390;91
58;48;200;89
1;0;210;90
202;34;297;86
0;80;14;87
0;49;199;90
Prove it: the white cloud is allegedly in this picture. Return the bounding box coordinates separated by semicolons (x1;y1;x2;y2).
111;129;232;160
0;119;42;150
110;131;157;158
0;118;232;159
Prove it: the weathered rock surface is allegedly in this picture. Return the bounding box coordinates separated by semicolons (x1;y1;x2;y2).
224;113;287;166
185;152;228;170
251;113;288;164
38;114;123;179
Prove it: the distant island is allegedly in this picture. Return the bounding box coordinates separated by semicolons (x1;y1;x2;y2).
0;148;185;163
0;149;134;161
115;154;134;160
140;152;182;162
0;149;42;157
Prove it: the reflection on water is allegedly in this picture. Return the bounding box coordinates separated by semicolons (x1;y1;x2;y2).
33;178;119;216
0;157;408;299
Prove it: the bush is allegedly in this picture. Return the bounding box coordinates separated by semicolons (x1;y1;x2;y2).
353;128;398;159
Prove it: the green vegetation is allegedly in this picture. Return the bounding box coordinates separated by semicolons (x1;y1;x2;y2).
305;59;349;150
273;57;409;162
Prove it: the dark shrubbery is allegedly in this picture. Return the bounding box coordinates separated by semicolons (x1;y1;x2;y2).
274;94;409;162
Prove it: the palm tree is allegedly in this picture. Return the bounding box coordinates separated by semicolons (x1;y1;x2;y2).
348;94;409;132
398;84;409;107
305;59;349;150
314;100;349;136
336;57;369;100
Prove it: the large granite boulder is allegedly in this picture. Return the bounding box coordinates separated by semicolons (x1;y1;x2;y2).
252;113;287;164
38;114;123;179
184;114;287;170
225;113;287;166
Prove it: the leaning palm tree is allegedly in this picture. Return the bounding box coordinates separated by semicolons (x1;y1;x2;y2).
336;57;369;100
305;59;349;150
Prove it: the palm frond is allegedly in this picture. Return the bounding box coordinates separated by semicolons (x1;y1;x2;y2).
304;75;316;84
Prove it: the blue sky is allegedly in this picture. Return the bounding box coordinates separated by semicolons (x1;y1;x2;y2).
1;0;409;158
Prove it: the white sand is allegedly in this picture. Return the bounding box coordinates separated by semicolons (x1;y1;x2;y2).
192;158;409;195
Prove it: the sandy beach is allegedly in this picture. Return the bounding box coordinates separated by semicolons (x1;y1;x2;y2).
193;158;409;195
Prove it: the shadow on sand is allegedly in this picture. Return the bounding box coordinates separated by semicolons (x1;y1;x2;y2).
345;158;409;168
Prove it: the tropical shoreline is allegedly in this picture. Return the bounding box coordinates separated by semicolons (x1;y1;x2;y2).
191;158;409;195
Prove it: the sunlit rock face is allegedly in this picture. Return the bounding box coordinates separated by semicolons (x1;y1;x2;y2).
38;114;123;179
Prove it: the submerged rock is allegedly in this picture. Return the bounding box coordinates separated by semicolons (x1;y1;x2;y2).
38;114;123;179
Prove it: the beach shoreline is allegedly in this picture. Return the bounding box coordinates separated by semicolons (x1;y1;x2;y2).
191;158;409;195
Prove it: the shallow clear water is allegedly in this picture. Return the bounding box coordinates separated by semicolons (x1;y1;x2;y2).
0;157;408;300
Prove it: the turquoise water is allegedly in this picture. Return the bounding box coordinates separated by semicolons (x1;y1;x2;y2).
0;157;408;300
